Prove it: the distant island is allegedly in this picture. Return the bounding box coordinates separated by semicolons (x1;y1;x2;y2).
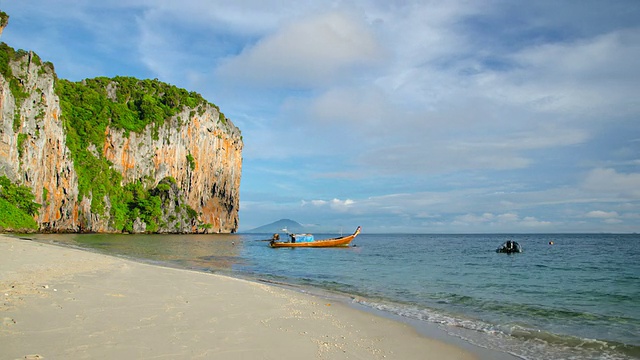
244;219;358;235
244;219;304;234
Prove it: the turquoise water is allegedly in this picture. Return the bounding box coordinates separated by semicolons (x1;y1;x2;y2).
27;233;640;360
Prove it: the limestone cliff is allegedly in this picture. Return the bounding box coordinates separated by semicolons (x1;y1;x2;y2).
0;15;242;233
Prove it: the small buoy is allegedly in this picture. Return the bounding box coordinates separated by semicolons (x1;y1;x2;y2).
549;241;554;245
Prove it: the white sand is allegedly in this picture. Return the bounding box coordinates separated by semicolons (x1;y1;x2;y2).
0;235;477;359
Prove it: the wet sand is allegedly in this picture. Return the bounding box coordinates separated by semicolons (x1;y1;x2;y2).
0;235;477;359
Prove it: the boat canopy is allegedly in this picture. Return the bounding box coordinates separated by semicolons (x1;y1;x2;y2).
291;234;314;243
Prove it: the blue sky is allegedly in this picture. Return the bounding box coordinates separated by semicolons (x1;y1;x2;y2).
2;1;639;233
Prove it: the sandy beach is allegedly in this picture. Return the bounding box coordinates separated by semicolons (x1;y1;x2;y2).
0;235;477;360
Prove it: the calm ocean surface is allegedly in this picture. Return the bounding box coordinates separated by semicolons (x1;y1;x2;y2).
26;232;640;360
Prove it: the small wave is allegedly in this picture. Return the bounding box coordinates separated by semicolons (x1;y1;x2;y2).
433;293;639;327
437;293;475;304
508;325;640;359
354;298;640;360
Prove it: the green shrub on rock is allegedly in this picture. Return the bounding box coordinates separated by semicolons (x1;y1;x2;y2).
0;176;39;231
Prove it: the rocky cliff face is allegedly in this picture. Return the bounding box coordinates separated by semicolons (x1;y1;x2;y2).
0;49;80;231
0;18;242;233
99;104;243;233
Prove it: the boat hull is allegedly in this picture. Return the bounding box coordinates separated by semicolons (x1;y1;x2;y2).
496;248;522;254
269;227;360;248
496;241;522;253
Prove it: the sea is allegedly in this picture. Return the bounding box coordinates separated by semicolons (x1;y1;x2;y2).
23;232;640;360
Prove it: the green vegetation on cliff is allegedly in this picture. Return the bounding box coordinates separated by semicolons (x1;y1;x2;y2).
0;176;39;231
54;76;215;231
0;41;55;132
57;76;212;140
0;43;54;100
115;176;201;233
0;43;31;114
0;198;38;231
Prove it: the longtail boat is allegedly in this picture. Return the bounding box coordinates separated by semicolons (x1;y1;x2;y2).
269;226;361;248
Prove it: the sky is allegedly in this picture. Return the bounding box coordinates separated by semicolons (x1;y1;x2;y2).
1;0;639;233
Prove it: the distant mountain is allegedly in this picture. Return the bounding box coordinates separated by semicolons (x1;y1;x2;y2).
244;219;304;234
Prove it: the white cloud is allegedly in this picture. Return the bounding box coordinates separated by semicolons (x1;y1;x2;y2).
330;198;355;212
491;29;640;117
519;217;553;228
308;87;392;128
604;218;623;224
455;213;495;224
215;11;383;88
497;213;519;222
304;198;355;212
354;124;589;175
586;210;619;219
582;168;640;198
452;212;553;229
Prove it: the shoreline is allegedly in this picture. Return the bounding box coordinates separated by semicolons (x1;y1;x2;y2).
250;278;520;360
1;235;482;359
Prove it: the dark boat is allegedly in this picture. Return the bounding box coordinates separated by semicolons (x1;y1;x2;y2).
496;240;522;253
269;226;361;248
